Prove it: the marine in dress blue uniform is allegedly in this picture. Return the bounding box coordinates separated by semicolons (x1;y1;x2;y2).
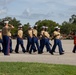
26;26;36;52
15;25;26;53
2;21;14;55
40;26;45;53
52;26;64;55
29;25;41;54
43;26;53;54
26;26;33;52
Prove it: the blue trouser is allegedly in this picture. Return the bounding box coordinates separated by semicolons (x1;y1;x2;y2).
29;37;41;53
15;37;26;52
3;35;10;55
0;39;3;51
40;37;45;53
26;36;36;52
9;38;12;53
40;38;51;53
44;38;52;53
52;39;63;54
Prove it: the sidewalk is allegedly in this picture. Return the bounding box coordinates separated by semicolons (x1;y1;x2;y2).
0;40;76;65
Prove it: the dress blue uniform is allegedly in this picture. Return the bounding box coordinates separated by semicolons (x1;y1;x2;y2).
42;27;53;54
52;27;64;55
2;35;10;55
40;26;45;53
26;27;36;52
2;21;14;55
29;25;41;54
26;36;32;52
15;25;26;53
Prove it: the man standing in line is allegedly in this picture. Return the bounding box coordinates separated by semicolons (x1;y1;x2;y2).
2;21;14;55
51;26;64;55
40;26;45;53
43;26;53;55
15;25;26;53
29;25;41;54
26;26;33;52
26;25;37;53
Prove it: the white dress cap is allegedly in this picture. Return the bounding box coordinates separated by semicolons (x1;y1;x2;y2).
55;26;59;29
4;21;9;24
45;26;48;29
58;27;60;30
42;26;45;28
29;25;33;29
18;25;22;28
0;29;2;31
29;25;32;28
34;25;37;27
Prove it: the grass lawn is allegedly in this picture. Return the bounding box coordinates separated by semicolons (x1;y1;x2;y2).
0;62;76;75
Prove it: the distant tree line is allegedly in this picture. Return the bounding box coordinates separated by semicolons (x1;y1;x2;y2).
0;14;76;38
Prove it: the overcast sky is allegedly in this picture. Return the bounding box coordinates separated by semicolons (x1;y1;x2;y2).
0;0;76;25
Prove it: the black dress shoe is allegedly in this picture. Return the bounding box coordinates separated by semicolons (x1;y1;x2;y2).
33;50;37;52
10;51;13;53
60;53;64;55
50;51;54;55
72;51;75;53
52;50;56;52
41;51;43;54
38;52;42;54
23;50;26;53
29;51;32;54
62;50;65;52
26;50;29;52
15;51;19;53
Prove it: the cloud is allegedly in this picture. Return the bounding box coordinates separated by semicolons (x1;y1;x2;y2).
0;7;7;15
0;0;15;6
45;0;76;6
18;9;50;19
0;0;15;15
63;0;76;6
6;0;15;4
0;0;76;25
22;8;31;17
0;0;5;6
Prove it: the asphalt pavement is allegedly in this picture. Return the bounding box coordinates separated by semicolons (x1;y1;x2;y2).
0;40;76;65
